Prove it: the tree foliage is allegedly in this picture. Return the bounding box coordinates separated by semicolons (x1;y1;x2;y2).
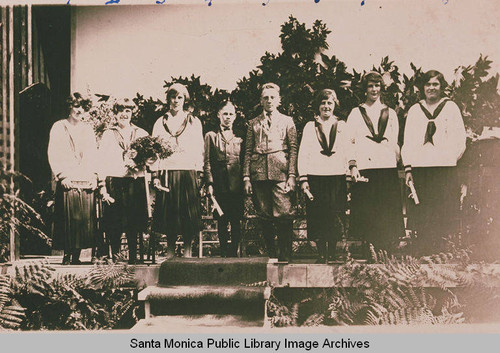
127;17;500;143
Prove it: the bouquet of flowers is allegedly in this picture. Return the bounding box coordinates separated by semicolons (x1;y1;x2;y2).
75;92;114;140
124;136;175;173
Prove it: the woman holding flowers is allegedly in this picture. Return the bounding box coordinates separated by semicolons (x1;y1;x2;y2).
402;70;466;255
152;83;204;258
99;98;149;264
298;89;350;263
48;93;99;265
346;71;404;255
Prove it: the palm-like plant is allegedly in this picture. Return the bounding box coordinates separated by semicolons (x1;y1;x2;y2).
0;164;50;263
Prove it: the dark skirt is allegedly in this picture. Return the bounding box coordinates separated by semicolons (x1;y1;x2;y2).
53;184;96;251
152;170;201;236
102;176;149;235
407;166;460;254
349;168;404;251
306;175;347;243
213;191;244;222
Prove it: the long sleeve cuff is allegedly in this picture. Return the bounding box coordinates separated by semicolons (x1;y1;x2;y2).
243;176;251;182
404;165;412;173
298;175;308;183
348;160;357;170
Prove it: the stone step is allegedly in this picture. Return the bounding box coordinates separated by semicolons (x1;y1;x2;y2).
138;285;271;318
267;263;500;288
132;314;267;332
158;257;268;286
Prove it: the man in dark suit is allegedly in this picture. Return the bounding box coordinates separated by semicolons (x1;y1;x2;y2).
243;83;298;262
204;100;244;257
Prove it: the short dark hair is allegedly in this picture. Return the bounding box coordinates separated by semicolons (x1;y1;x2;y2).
420;70;448;99
313;89;339;113
113;98;135;114
66;92;92;113
217;99;235;113
361;71;385;92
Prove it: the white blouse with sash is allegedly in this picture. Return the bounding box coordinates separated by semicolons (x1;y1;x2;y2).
346;100;400;171
47;119;99;183
298;117;351;179
99;124;149;178
151;111;204;172
401;98;466;169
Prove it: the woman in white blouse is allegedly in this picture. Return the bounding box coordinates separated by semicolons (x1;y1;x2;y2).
402;70;466;255
99;98;149;264
298;89;350;263
347;72;404;255
151;83;204;258
47;94;99;265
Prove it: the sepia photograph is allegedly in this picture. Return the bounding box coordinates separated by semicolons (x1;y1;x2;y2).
0;0;499;344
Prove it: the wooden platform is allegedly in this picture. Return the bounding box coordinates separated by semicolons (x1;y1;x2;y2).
4;256;500;288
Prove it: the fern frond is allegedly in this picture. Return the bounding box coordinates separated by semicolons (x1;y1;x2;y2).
302;313;324;326
85;261;135;289
267;294;298;327
0;275;25;330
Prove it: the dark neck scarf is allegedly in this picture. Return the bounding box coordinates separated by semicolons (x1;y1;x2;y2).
162;113;191;143
358;105;389;143
314;118;338;156
112;126;137;151
418;99;449;145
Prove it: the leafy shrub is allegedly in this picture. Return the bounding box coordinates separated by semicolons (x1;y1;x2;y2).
267;248;500;327
0;165;50;263
9;261;140;330
0;274;25;330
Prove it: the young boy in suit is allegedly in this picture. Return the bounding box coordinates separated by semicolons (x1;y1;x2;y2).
243;83;298;262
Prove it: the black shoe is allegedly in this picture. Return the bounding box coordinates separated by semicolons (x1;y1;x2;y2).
327;255;342;264
277;252;290;263
71;259;82;265
62;255;71;265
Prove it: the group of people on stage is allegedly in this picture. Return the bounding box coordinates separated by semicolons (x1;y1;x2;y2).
47;69;466;265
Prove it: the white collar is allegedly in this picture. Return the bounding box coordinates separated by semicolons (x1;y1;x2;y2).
421;97;447;111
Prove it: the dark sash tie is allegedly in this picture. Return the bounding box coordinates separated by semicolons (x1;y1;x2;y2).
112;127;137;152
314;119;338;156
359;106;389;143
162;114;192;143
418;99;449;145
